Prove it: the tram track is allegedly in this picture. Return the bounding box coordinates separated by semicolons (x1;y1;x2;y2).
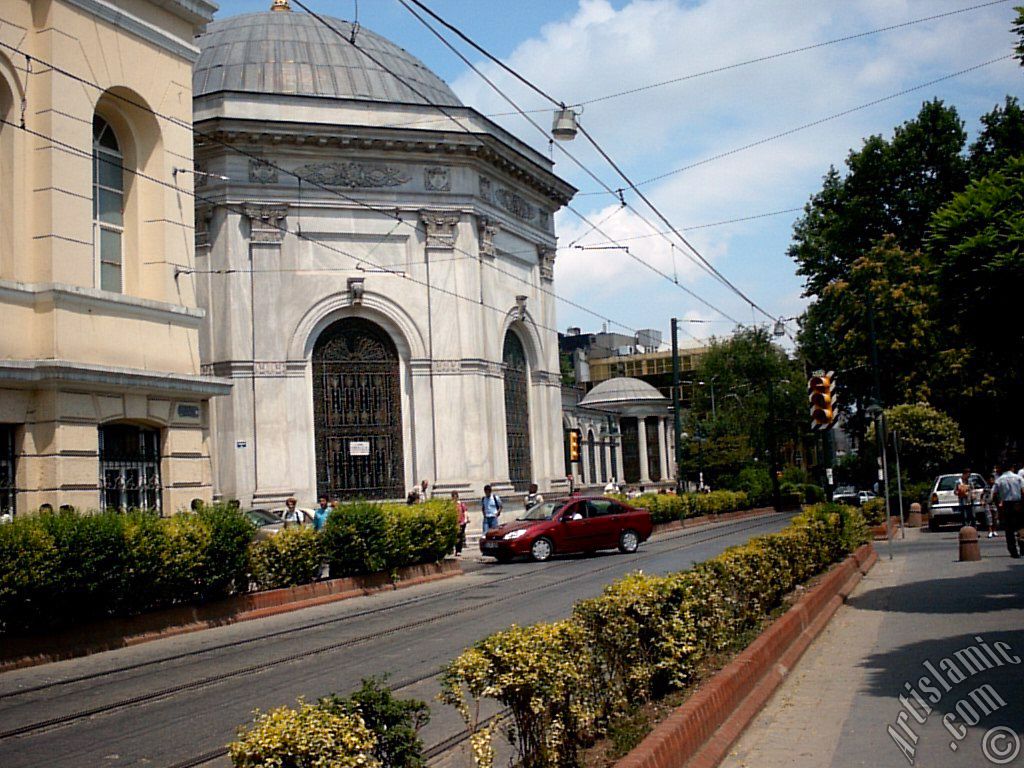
0;512;788;766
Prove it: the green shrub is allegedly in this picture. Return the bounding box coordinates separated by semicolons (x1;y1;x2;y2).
229;701;377;768
735;465;772;507
322;501;390;576
441;506;868;768
321;677;430;768
860;497;887;526
802;484;824;504
249;528;324;590
610;490;748;525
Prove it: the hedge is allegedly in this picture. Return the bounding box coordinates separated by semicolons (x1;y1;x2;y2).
439;503;868;768
0;505;252;634
608;490;749;525
0;500;458;634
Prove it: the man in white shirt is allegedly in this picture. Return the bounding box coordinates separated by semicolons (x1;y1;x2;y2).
992;463;1023;558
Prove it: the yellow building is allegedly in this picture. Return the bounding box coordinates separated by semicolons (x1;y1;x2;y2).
588;347;707;386
0;0;228;515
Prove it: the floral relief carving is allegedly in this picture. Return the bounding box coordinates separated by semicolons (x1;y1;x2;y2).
295;161;410;188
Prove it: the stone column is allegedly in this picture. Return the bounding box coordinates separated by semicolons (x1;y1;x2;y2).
603;441;613;486
657;418;669;482
614;422;624;484
638;417;651;484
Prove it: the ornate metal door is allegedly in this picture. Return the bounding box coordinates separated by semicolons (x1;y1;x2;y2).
503;331;532;492
313;318;404;500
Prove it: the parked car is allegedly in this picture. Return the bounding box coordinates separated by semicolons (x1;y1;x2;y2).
245;508;285;540
479;496;654;563
858;490;877;505
833;486;860;506
928;473;989;531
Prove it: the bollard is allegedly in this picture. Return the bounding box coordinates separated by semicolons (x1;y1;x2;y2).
908;502;922;528
959;526;981;562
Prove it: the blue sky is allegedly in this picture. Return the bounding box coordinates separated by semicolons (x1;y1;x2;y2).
210;0;1023;348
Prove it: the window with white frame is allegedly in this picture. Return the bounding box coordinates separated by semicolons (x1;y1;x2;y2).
92;115;124;293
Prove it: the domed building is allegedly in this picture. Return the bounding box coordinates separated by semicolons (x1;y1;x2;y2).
192;2;575;505
564;377;675;487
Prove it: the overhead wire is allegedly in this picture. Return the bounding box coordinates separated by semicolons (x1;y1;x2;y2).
0;41;640;337
395;0;762;331
0;115;634;339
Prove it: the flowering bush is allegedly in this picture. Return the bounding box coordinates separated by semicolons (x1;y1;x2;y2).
608;490;749;524
441;503;867;768
229;701;377;768
249;528;325;590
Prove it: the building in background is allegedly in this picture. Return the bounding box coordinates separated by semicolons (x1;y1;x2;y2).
192;3;575;505
0;0;228;516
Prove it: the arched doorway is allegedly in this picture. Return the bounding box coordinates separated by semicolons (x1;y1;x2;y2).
621;417;640;483
503;330;532;492
313;317;404;500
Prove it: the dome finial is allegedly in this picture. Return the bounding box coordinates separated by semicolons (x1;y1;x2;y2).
270;0;291;11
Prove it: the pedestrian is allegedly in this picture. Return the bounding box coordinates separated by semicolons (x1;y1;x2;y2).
524;483;543;511
282;496;304;528
603;477;619;495
986;473;1000;534
566;473;576;495
406;488;419;505
991;462;1023;558
452;491;468;556
980;481;997;538
481;484;503;533
312;496;331;531
419;479;430;502
955;470;975;527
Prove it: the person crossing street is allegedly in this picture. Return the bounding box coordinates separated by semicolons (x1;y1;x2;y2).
991;462;1023;558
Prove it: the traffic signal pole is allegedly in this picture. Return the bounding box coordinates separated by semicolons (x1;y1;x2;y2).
671;318;683;494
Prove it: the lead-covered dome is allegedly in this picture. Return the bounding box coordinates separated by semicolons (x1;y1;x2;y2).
579;377;669;409
193;9;463;106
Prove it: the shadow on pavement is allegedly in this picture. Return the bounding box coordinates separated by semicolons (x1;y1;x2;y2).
847;569;1023;615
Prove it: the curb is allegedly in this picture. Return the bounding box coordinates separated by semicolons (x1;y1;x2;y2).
615;542;876;768
0;559;462;672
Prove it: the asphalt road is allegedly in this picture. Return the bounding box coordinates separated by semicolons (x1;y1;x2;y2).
0;511;792;768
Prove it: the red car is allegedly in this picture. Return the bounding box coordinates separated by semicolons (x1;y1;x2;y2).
479;496;654;563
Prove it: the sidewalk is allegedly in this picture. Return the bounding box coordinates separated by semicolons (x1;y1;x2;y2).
719;527;1024;768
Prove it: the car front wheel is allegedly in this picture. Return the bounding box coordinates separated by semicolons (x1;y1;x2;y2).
618;529;640;554
530;537;554;562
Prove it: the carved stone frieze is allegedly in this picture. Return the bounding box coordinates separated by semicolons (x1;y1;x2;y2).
494;187;536;221
424;165;451;192
249;158;278;184
432;359;461;374
244;203;289;244
419;210;460;250
538;245;556;282
295;161;409;188
479;175;492;200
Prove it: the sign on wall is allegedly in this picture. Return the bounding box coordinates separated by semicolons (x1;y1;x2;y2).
349;441;371;456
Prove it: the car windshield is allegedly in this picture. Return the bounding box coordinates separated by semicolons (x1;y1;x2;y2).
935;477;958;491
519;501;564;521
246;509;280;526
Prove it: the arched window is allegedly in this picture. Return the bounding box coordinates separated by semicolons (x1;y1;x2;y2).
99;424;161;512
92;115;124;293
503;331;532;491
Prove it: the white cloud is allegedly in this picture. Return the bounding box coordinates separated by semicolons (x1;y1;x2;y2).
449;0;1021;335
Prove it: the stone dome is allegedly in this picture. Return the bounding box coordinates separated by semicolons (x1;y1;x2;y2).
193;8;463;106
579;377;669;409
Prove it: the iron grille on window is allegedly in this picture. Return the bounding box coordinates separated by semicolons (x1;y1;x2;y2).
0;425;15;517
313;318;404;500
503;331;532;492
99;425;161;512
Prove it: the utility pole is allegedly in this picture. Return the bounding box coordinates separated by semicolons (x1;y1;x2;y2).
767;377;782;512
893;429;906;539
867;297;893;558
671;318;683;494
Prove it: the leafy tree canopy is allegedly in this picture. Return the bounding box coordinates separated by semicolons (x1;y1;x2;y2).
868;403;964;484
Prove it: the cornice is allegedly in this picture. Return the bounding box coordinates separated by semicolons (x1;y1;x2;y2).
194;121;576;207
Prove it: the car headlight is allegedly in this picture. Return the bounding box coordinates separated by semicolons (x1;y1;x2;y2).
503;529;526;540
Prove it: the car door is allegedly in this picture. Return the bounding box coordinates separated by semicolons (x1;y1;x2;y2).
557;501;592;553
585;499;621;550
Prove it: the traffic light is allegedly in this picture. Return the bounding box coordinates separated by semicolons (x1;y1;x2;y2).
808;372;838;430
568;429;580;461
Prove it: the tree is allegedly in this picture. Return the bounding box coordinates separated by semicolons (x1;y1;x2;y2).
1013;6;1024;66
869;403;964;483
927;156;1024;460
790;100;968;297
689;328;805;484
799;237;938;437
969;96;1024;179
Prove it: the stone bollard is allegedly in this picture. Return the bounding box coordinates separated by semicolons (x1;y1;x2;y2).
908;502;922;528
959;526;981;562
